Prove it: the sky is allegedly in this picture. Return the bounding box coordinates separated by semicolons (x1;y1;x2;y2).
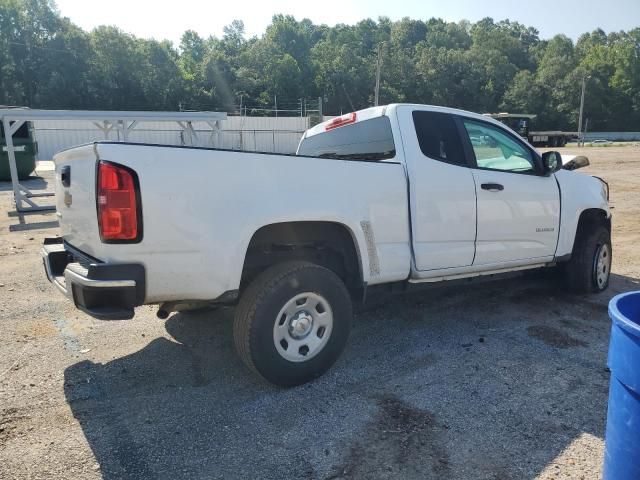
54;0;640;45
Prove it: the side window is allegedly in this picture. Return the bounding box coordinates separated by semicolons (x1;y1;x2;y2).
412;111;466;166
462;120;537;173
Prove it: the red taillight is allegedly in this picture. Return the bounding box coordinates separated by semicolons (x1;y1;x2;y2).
325;112;357;131
97;161;141;242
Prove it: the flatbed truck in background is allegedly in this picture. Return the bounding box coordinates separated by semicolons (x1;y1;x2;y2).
487;113;577;147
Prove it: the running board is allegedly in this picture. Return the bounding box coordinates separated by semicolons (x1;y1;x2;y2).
408;263;551;284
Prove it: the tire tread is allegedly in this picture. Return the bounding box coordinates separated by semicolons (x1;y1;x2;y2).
564;225;611;293
233;261;343;376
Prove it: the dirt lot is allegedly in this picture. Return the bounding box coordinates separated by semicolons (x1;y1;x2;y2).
1;146;639;480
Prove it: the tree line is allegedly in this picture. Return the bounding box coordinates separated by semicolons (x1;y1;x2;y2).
1;0;639;131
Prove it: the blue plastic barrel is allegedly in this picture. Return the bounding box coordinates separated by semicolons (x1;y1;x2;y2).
604;291;640;480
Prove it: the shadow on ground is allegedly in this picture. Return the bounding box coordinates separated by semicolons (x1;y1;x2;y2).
64;272;639;479
0;175;48;192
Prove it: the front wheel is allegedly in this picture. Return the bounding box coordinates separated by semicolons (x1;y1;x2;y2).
563;225;612;293
233;261;352;386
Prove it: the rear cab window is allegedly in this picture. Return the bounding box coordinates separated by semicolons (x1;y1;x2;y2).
297;116;395;161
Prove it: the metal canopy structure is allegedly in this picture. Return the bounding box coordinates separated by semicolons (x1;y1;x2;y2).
1;109;227;212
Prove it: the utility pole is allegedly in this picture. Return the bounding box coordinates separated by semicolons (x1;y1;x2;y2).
583;118;589;146
374;42;385;107
577;74;591;146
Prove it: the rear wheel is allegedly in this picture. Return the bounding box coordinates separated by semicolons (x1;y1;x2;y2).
233;261;352;386
563;225;612;293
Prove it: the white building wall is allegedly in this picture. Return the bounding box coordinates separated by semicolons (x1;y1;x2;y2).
32;116;310;160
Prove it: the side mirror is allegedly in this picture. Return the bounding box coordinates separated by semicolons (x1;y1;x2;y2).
542;151;562;175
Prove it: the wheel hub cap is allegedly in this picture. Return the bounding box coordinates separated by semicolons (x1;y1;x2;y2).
594;243;611;288
289;311;313;339
273;292;334;363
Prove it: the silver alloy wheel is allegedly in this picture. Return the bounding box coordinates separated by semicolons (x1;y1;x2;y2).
273;292;333;362
593;243;611;289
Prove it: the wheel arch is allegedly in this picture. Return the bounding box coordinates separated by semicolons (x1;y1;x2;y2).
238;220;367;300
577;208;611;233
563;208;611;259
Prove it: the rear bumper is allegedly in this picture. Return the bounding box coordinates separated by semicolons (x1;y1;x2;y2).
41;238;145;320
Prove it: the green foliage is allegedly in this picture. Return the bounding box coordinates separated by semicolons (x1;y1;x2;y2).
1;0;638;130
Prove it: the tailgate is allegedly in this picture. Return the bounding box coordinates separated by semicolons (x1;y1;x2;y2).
53;144;102;257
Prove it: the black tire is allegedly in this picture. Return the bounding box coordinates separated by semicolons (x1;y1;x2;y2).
563;225;612;293
233;261;352;387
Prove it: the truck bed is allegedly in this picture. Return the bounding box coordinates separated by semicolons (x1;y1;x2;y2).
53;142;412;303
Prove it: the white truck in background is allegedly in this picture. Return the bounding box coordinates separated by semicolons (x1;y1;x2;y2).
42;104;611;386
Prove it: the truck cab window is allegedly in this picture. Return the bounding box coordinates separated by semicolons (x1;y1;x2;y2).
297;117;395;160
462;120;536;174
412;111;465;166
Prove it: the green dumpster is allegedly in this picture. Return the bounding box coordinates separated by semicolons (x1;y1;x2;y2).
1;121;38;181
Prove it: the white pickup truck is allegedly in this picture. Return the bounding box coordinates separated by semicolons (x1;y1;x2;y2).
42;104;611;386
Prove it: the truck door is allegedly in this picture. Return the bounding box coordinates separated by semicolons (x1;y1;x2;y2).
459;118;560;265
397;106;477;271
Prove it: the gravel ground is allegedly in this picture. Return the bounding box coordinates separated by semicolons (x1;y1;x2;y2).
1;146;639;480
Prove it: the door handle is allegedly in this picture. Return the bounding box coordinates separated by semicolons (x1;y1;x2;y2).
481;183;503;192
